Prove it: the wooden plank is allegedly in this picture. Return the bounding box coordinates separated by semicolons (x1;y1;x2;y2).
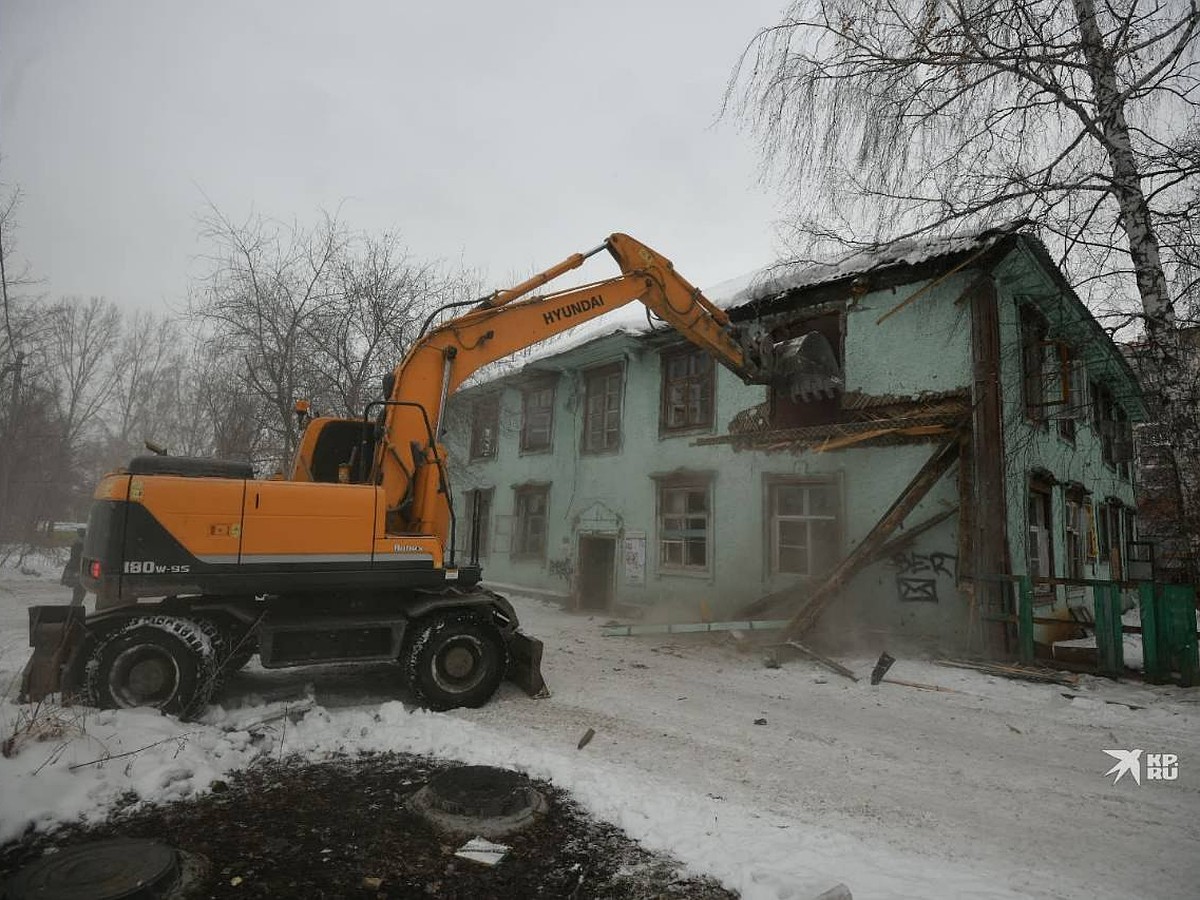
784;640;860;682
932;658;1079;686
782;437;963;639
601;619;790;637
815;428;896;453
882;677;962;694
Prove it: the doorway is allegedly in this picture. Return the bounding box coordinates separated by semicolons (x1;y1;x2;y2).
578;536;616;611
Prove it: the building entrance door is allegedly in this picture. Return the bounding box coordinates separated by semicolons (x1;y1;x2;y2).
578;536;616;611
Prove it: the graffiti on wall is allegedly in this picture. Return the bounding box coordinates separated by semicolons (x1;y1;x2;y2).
889;550;957;603
548;557;574;580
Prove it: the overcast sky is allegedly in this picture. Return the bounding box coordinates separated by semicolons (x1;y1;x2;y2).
1;0;787;309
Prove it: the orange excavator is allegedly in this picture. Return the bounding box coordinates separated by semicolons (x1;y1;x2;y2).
21;233;785;717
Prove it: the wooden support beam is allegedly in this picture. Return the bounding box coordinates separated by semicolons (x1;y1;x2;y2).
783;640;860;682
782;437;962;639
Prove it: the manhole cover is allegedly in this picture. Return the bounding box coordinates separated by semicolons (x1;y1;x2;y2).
5;838;181;900
410;765;548;837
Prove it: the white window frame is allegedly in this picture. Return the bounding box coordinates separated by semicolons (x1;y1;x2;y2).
767;478;839;577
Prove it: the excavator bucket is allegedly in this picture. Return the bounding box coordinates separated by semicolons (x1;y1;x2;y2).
505;628;549;698
19;605;86;703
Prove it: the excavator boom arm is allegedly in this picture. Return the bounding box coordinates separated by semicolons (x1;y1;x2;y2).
375;233;774;535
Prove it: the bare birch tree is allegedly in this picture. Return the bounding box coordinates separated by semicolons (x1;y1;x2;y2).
732;0;1200;564
190;208;347;470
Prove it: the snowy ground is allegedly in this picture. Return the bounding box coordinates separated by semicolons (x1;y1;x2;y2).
2;560;1199;900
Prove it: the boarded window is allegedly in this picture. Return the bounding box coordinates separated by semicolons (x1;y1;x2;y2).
658;481;710;570
513;485;549;558
520;382;555;452
463;487;493;559
470;397;499;460
768;480;839;577
660;349;714;432
583;364;623;453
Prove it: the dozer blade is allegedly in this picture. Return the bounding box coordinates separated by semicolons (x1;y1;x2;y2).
19;605;86;703
505;628;549;698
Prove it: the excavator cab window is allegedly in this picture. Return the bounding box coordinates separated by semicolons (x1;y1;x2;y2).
310;419;375;484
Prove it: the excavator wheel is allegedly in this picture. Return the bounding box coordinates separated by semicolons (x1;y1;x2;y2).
402;611;507;711
84;615;216;720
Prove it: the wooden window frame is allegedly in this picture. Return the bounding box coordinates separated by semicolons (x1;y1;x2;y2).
581;363;623;454
519;380;556;454
766;477;840;578
512;484;550;560
659;347;715;435
656;478;712;574
1027;478;1055;594
1064;488;1088;580
469;396;500;461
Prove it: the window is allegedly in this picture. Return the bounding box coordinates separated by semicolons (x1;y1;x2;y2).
1098;499;1122;570
660;348;714;432
657;480;711;571
1028;480;1055;588
512;485;549;558
463;488;493;559
1064;489;1088;580
583;364;623;453
470;397;499;460
1092;383;1132;474
520;381;555;453
1057;360;1088;444
1020;305;1050;423
1115;407;1132;481
768;479;839;577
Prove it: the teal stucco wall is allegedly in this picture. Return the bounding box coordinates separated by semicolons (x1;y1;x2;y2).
443;247;1139;651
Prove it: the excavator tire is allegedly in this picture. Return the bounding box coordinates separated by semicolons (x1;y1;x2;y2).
84;615;216;720
402;611;507;711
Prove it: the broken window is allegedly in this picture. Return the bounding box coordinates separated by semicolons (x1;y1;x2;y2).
463;487;493;559
520;381;555;453
1027;479;1055;589
660;348;714;432
469;396;499;460
512;485;549;559
1092;383;1132;473
768;479;839;577
582;364;623;453
657;480;710;571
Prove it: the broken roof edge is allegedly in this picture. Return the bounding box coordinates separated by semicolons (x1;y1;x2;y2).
725;220;1031;320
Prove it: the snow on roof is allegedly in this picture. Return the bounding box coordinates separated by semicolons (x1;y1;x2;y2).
724;222;1026;311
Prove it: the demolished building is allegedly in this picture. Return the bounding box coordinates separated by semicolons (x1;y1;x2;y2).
444;224;1145;655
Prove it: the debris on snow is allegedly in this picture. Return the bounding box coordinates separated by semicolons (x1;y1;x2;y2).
454;836;509;866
